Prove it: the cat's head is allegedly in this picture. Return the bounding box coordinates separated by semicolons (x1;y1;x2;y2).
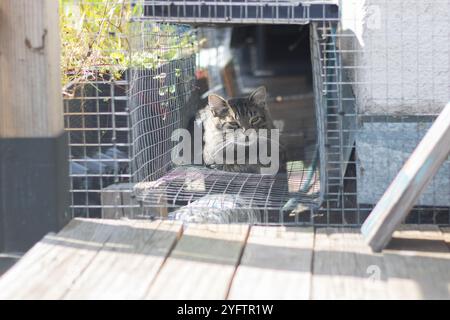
208;86;270;131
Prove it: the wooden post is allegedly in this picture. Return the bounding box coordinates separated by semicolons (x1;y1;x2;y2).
0;0;69;252
361;102;450;252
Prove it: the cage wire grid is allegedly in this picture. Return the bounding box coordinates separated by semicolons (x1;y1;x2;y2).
140;0;339;24
130;21;323;225
63;0;450;226
62;1;199;218
131;0;332;224
134;0;450;226
64;78;134;218
309;2;450;226
128;22;199;183
129;6;318;225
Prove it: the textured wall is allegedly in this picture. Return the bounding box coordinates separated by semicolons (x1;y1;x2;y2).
357;120;450;206
339;0;450;115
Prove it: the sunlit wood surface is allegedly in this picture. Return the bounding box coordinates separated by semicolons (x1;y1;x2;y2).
0;218;449;299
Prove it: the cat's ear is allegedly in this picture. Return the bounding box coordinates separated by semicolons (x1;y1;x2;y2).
208;94;229;117
249;86;267;108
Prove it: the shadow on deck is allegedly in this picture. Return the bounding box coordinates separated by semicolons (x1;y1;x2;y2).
0;218;449;299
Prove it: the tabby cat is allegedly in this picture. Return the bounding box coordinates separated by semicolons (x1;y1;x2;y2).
170;87;288;225
195;86;281;173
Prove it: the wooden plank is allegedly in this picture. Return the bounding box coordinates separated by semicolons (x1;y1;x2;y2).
64;220;182;300
362;102;450;252
146;224;249;300
0;219;119;299
382;225;450;299
311;228;389;299
0;226;90;296
442;227;450;247
0;235;57;288
228;226;313;300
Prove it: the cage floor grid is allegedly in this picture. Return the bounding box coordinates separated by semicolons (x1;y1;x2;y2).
134;164;320;212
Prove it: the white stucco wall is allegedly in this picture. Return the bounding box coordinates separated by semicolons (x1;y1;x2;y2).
339;0;450;115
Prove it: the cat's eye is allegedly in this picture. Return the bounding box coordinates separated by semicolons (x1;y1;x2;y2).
249;116;263;126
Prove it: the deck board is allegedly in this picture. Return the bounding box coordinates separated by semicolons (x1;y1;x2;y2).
145;224;249;300
0;235;57;297
441;227;450;247
228;226;313;300
0;219;119;299
1;219;450;300
64;220;182;300
311;228;389;299
382;225;450;299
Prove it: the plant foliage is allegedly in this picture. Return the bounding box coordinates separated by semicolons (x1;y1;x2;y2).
59;0;197;91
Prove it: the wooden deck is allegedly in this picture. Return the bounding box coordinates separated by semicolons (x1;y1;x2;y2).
0;218;449;299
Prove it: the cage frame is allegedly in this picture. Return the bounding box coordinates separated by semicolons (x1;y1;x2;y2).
64;0;450;226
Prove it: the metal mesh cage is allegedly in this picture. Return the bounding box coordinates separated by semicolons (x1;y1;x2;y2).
64;76;133;218
128;20;323;224
309;1;450;226
63;0;450;225
310;20;361;225
128;23;198;183
131;7;325;224
135;0;450;226
141;0;339;24
62;1;198;218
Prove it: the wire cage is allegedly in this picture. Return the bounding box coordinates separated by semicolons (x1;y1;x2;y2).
132;0;450;226
128;22;199;183
309;1;450;226
141;0;339;24
62;1;198;218
64;78;133;218
63;0;450;226
132;0;335;224
61;0;135;218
